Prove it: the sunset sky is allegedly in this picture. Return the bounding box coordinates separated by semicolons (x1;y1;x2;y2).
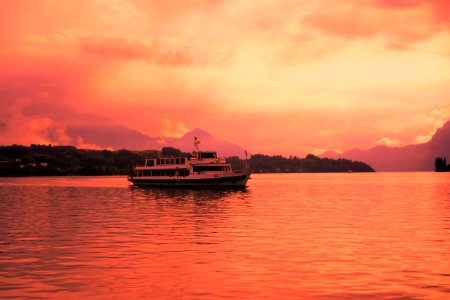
1;0;450;156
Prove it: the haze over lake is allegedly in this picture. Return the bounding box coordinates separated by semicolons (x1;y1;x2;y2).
1;173;449;299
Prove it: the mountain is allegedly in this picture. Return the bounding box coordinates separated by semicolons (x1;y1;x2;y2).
322;121;450;171
67;124;246;157
67;124;160;150
164;128;246;157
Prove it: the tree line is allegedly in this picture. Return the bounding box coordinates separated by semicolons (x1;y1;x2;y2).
0;144;374;176
0;145;150;176
228;154;374;173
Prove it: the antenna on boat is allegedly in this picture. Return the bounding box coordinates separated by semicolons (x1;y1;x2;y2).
194;136;201;152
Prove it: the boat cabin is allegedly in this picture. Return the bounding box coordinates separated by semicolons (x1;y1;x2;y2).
133;151;231;178
197;151;217;159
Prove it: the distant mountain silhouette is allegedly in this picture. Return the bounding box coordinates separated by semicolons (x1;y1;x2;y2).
67;124;160;150
322;120;450;171
167;128;246;157
67;124;246;157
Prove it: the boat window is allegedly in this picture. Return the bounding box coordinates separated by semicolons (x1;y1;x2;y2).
178;169;189;176
193;165;225;172
200;152;217;159
181;158;185;164
171;158;175;165
146;160;154;167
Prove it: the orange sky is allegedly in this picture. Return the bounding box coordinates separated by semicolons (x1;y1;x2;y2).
1;0;450;155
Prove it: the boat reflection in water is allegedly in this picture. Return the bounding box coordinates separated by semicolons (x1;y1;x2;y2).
129;185;249;204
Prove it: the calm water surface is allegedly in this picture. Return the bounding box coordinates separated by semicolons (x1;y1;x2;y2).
0;173;449;299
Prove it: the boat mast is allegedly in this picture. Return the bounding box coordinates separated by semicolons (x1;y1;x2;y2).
194;136;200;152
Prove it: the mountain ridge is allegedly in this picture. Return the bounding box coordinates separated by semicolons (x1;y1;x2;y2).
66;123;246;157
321;120;450;171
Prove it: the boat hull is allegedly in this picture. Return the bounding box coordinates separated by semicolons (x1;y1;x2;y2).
128;173;250;187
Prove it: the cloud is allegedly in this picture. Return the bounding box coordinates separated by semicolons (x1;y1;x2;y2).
129;0;228;20
161;119;189;138
303;13;377;39
375;137;404;147
432;0;450;27
0;97;73;146
81;37;192;65
0;77;107;149
0;95;121;150
410;108;450;144
372;0;450;29
374;0;424;9
302;0;450;50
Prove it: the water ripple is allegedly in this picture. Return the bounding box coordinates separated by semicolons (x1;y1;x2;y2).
0;173;449;299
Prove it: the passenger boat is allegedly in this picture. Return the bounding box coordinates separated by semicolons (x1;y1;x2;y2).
128;137;252;187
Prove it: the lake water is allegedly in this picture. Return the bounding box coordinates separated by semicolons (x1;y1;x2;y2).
0;173;449;299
